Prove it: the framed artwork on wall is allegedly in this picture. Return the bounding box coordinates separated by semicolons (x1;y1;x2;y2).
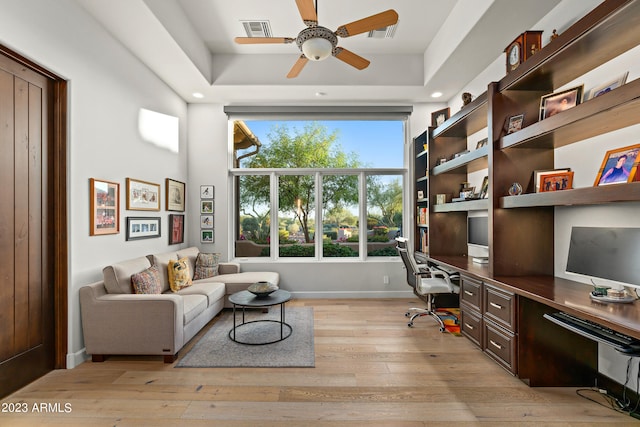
169;214;184;245
126;217;160;241
200;229;214;243
200;215;213;229
200;185;214;199
166;178;185;212
200;200;214;214
126;178;160;211
89;178;120;236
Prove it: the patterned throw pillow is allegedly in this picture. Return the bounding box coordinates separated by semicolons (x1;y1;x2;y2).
193;253;220;280
168;257;192;292
131;264;162;294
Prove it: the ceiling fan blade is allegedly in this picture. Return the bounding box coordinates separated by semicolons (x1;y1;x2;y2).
333;47;370;70
335;9;398;37
295;0;318;26
234;37;294;44
287;55;309;78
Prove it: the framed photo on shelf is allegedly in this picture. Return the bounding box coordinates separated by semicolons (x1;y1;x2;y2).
200;200;214;214
507;114;524;134
166;178;185;212
89;178;120;236
200;185;214;199
539;85;583;120
125;178;160;211
168;214;184;245
126;217;160;241
584;72;628;101
540;171;574;192
200;215;213;229
594;144;640;186
479;176;489;199
475;138;488;149
200;229;214;243
431;107;450;127
533;168;571;192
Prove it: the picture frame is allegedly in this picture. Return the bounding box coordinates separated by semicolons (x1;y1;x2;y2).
126;217;160;241
435;194;447;205
166;178;185;212
200;185;214;199
89;178;120;236
431;107;450;127
539;85;583;120
125;178;160;211
168;214;184;245
475;138;488;149
201;229;214;243
594;143;640;186
540;171;574;192
200;200;214;214
200;215;214;229
479;176;489;199
507;114;525;134
533;168;571;192
584;72;628;101
417;190;424;199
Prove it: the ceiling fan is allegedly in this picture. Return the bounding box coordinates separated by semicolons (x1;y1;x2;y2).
234;0;398;78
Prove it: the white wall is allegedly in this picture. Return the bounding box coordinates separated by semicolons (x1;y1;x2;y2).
0;0;188;367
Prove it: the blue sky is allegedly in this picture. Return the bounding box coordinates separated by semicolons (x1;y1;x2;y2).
244;120;404;168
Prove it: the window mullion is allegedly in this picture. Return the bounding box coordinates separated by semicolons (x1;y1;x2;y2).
271;171;279;260
359;172;367;260
316;172;322;260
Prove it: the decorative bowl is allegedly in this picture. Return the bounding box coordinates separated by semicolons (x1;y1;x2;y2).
248;281;278;298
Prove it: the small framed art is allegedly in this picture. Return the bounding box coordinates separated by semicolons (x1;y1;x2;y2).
200;185;214;199
200;215;213;229
540;171;574;192
89;178;120;236
166;178;185;212
594;144;640;186
533;168;571;192
431;107;450;127
126;178;160;211
169;214;184;245
201;229;214;243
584;72;628;101
200;200;214;214
539;85;583;120
475;138;488;149
126;217;160;241
507;114;524;134
479;176;489;199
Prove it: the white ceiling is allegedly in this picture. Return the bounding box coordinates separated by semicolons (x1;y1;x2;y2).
77;0;563;104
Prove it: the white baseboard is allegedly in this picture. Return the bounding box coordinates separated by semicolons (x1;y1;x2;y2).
66;348;90;369
290;290;414;299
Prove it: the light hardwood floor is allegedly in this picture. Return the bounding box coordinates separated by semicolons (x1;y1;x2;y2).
0;299;636;426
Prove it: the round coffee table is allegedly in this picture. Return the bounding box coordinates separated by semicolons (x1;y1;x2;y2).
228;289;292;345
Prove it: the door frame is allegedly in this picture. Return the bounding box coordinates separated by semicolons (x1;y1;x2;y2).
1;44;68;369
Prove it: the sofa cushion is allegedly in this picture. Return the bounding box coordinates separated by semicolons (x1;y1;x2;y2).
218;272;280;295
131;264;162;294
181;294;207;325
151;250;178;293
193;253;220;280
103;256;152;294
176;280;225;307
168;257;192;292
177;247;200;279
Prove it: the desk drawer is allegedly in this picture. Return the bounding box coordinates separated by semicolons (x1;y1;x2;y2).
460;303;482;347
460;275;482;311
484;320;517;375
483;283;516;331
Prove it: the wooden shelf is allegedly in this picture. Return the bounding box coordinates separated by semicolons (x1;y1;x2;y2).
416;198;428;203
417;223;428;228
432;92;488;139
416;176;428;183
416;149;428;159
433;199;489;212
500;181;640;208
432;145;489;175
500;77;640;150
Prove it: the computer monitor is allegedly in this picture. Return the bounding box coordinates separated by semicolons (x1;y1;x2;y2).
566;226;640;290
467;215;488;263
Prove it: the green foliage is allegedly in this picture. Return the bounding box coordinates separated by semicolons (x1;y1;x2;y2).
367;177;403;228
368;246;398;257
369;235;391;242
322;243;358;257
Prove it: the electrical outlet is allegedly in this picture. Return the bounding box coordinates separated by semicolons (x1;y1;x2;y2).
383;275;389;285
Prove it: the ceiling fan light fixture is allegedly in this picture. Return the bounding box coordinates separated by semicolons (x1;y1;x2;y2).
296;26;337;61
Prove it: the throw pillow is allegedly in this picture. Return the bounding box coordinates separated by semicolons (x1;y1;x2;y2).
168;257;193;292
131;264;162;294
193;253;220;280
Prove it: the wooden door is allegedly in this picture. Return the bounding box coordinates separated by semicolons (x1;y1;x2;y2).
0;51;56;398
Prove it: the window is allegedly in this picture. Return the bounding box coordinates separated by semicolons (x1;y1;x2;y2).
231;117;406;261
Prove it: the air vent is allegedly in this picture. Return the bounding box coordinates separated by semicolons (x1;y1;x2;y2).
242;20;272;38
367;23;397;39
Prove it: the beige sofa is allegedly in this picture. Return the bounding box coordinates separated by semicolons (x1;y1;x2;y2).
79;247;279;363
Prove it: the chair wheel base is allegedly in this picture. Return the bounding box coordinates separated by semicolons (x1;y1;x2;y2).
405;312;411;317
407;322;414;327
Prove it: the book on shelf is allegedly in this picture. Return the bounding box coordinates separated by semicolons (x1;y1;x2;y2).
419;227;428;253
417;207;428;225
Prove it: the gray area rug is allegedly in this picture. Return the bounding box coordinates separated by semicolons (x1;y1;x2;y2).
176;307;314;368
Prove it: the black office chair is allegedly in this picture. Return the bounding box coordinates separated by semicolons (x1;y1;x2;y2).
395;237;460;330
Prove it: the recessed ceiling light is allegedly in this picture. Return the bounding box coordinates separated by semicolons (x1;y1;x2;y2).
192;92;204;99
315;91;327;97
431;92;443;98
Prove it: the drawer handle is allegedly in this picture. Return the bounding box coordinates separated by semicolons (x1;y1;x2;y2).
464;290;474;296
489;339;503;350
465;323;474;330
490;302;503;310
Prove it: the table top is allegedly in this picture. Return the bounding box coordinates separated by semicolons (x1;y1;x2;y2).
228;289;291;307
